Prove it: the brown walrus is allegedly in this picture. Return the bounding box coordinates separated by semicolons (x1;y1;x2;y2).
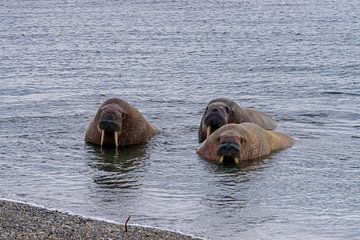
85;98;159;148
198;97;278;143
197;123;293;164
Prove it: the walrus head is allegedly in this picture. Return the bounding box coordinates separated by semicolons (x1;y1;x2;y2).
197;124;247;165
96;103;125;148
202;102;230;139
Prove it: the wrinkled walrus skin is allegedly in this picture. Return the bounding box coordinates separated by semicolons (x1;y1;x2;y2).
198;97;278;143
197;123;293;164
85;98;159;148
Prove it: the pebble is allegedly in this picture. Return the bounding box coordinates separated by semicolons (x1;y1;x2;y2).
0;200;204;240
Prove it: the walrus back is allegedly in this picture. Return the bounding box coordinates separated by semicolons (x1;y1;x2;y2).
237;107;278;130
216;98;278;130
119;104;159;145
266;130;294;151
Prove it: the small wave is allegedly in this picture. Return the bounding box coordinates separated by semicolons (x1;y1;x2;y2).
93;174;140;189
323;91;360;96
298;113;329;118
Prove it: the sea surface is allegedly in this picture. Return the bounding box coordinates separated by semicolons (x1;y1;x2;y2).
0;0;359;239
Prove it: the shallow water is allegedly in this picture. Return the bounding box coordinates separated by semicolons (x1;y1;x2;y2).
1;0;359;239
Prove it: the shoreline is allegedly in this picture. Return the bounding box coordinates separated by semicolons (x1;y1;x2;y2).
0;199;203;240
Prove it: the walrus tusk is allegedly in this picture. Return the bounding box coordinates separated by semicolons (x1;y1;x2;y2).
219;156;224;163
114;131;119;148
235;157;240;165
100;130;104;146
206;126;212;139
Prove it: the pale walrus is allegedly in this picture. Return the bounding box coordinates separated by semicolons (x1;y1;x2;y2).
198;97;278;143
197;123;293;164
85;98;159;148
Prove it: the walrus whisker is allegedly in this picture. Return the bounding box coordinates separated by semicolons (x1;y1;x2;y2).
206;126;212;139
100;130;105;146
114;131;119;148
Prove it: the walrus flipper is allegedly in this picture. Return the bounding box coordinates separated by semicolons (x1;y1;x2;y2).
238;108;278;130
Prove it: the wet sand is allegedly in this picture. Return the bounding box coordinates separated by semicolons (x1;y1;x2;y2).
0;200;203;240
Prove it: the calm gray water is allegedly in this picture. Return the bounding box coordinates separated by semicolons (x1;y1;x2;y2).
1;0;359;239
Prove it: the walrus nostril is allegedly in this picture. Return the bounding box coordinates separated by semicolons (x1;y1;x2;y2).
211;108;218;113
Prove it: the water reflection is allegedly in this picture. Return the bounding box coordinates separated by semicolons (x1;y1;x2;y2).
200;154;273;212
204;154;269;175
87;145;149;189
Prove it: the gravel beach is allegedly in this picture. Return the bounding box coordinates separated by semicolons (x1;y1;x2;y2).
0;200;203;240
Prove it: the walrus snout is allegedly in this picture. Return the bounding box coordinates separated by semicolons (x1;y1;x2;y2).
204;113;227;130
98;119;122;132
217;141;240;164
97;115;122;148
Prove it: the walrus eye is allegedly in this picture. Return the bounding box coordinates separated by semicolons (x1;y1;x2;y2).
240;137;246;144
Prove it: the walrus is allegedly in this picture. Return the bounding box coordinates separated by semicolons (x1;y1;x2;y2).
198;98;278;143
85;98;159;148
197;123;293;164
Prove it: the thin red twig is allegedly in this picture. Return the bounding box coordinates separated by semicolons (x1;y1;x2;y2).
124;215;131;232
